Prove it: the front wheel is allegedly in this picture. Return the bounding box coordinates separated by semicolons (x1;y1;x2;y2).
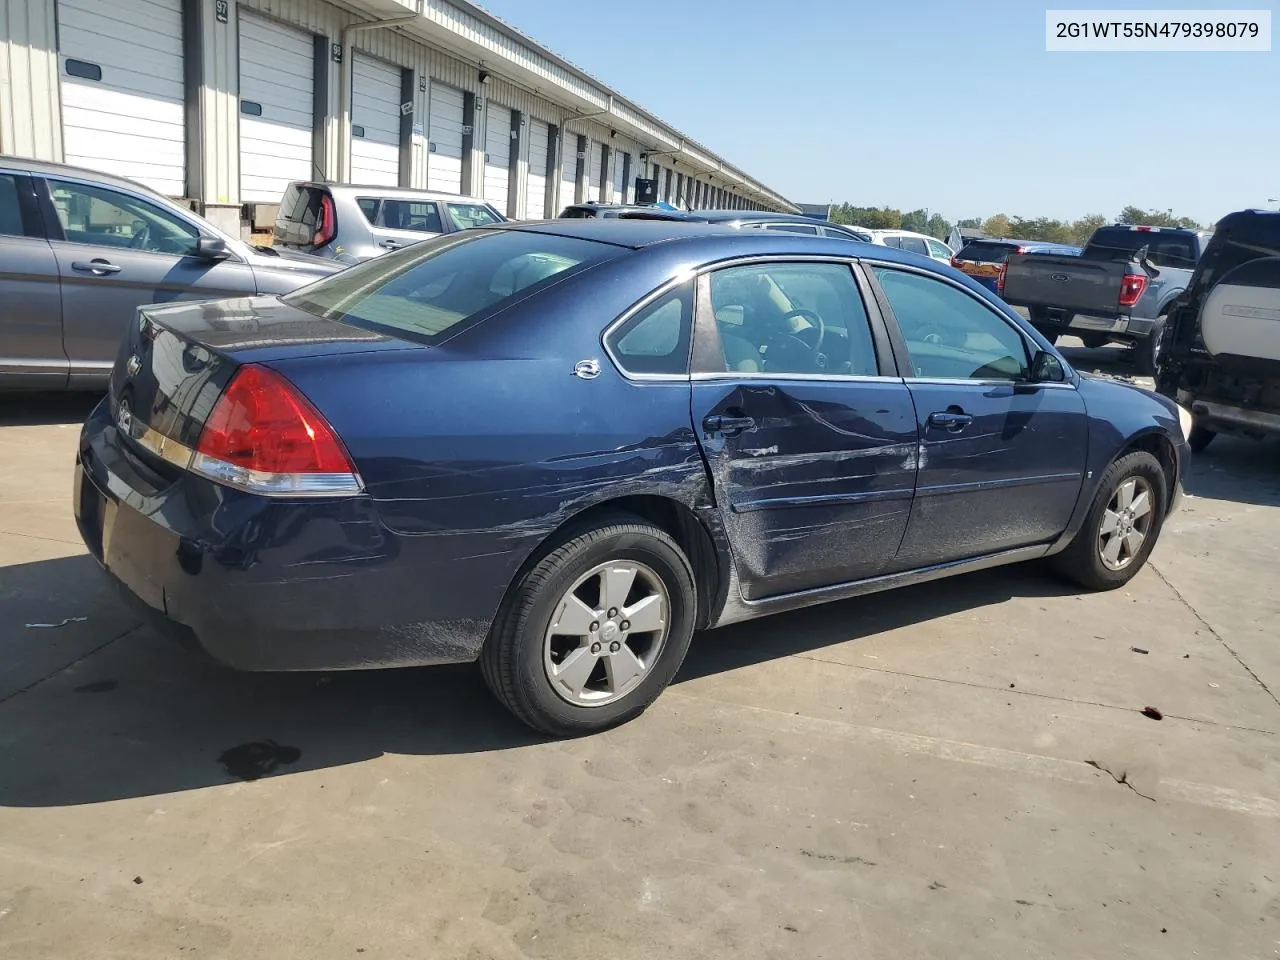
480;519;697;736
1050;450;1167;591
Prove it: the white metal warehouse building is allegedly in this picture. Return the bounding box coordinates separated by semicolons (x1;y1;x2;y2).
0;0;796;234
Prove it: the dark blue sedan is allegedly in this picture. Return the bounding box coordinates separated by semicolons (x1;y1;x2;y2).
74;221;1191;735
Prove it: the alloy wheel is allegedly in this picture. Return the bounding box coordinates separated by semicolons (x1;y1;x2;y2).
1098;476;1155;571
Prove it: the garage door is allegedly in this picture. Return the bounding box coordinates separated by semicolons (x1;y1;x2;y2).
57;0;185;196
350;53;401;186
238;12;314;204
427;83;465;194
483;103;512;215
525;119;550;220
559;135;578;208
587;142;603;203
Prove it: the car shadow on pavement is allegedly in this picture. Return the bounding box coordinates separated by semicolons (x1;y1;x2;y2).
0;552;1078;808
0;391;102;427
1181;436;1280;508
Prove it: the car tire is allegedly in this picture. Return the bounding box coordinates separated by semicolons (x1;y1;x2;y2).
1050;450;1167;591
1188;424;1216;453
1134;316;1167;376
480;518;697;737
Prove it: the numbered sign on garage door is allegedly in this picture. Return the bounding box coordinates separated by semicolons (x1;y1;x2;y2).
483;103;513;215
238;12;314;204
350;53;401;186
427;83;464;194
57;0;186;196
525;119;550;220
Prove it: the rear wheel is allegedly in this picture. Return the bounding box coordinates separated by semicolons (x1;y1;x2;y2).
1188;424;1217;453
480;519;697;736
1134;316;1167;376
1050;451;1167;591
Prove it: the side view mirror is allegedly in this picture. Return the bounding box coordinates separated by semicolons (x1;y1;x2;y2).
194;236;230;261
1031;349;1067;383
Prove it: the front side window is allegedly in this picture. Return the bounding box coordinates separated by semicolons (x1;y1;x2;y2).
284;230;617;343
880;235;902;249
47;179;199;255
0;174;29;237
446;202;504;230
874;267;1029;381
707;262;878;376
606;281;694;376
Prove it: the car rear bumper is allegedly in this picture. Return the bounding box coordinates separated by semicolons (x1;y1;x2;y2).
1183;397;1280;439
73;400;502;671
1032;310;1156;340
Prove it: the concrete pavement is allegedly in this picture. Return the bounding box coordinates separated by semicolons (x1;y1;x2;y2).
1;348;1277;960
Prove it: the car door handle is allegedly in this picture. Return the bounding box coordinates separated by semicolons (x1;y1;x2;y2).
71;259;122;275
378;240;404;250
703;414;756;437
927;410;973;431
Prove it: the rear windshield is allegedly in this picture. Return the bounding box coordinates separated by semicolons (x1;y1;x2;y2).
446;202;504;230
956;241;1018;263
282;230;618;343
1084;228;1199;268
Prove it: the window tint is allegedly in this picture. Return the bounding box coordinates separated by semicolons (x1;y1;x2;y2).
1085;228;1199;269
900;236;929;255
880;235;902;249
874;268;1029;381
956;241;1018;263
446;202;503;230
607;281;693;375
277;186;328;246
763;223;819;235
708;262;878;376
284;231;617;343
0;174;27;237
47;179;199;255
927;239;953;259
360;198;443;233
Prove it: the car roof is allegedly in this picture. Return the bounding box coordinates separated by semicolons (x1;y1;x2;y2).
0;154;172;200
297;182;490;204
694;210;828;224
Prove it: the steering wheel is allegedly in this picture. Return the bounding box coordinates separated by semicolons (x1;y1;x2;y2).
128;221;152;250
763;308;827;371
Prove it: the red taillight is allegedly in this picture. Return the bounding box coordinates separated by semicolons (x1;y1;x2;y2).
192;365;361;496
1119;273;1149;308
313;193;336;247
950;256;961;269
996;260;1009;294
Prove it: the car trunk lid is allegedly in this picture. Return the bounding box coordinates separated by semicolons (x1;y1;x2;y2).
1001;253;1134;318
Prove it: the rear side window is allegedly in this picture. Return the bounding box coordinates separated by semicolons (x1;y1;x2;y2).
881;235;902;249
283;230;618;343
0;174;32;237
606;281;694;375
956;241;1017;263
359;198;444;234
446;202;504;230
900;236;928;255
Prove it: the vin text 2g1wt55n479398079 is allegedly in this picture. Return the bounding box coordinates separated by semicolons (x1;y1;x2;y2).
75;221;1191;736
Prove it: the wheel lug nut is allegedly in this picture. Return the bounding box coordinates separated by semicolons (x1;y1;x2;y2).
609;642;620;653
608;608;618;618
590;642;602;654
620;620;631;631
590;621;599;632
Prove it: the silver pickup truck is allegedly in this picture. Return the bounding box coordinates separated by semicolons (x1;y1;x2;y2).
999;225;1212;374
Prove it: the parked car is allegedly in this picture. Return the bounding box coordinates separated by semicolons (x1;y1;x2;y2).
999;225;1212;373
1156;210;1280;452
75;221;1190;736
863;229;954;263
0;157;341;392
692;210;872;241
274;182;505;264
951;238;1081;295
557;202;692;220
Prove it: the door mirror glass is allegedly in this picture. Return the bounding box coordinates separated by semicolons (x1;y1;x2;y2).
1031;349;1066;383
195;236;230;261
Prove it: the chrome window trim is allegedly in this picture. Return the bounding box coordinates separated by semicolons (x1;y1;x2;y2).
600;271;698;382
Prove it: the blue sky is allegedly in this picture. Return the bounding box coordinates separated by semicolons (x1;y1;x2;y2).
474;0;1278;225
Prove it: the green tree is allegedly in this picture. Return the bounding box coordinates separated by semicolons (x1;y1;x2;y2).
1068;214;1107;246
925;213;951;240
983;214;1012;238
900;208;929;233
955;217;983;229
1117;206;1201;229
